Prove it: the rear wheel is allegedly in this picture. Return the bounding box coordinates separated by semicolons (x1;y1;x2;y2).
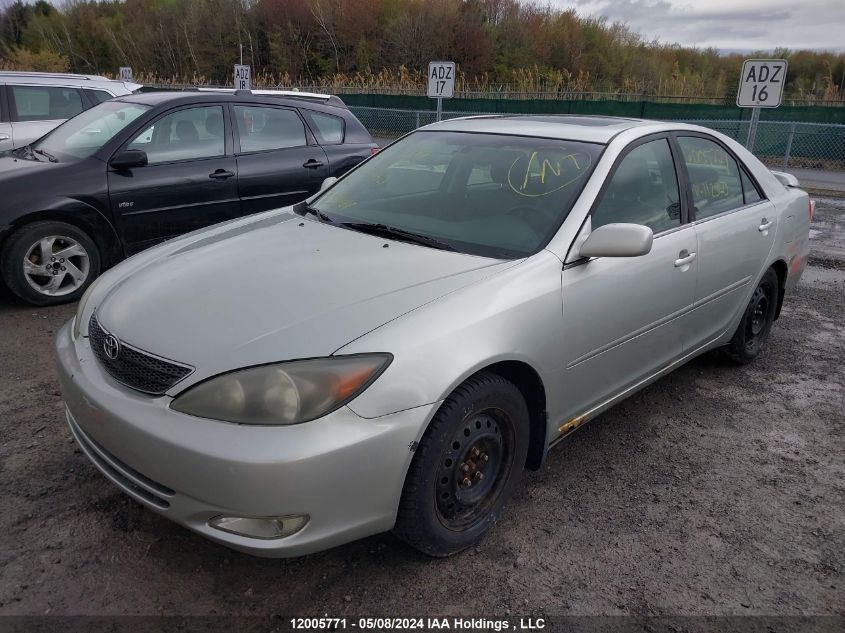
1;221;100;306
394;372;529;557
722;268;779;365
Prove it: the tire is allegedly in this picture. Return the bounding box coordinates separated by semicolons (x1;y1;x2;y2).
1;221;101;306
722;268;779;365
394;371;530;557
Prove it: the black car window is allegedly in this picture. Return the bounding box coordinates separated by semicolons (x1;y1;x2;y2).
11;85;83;121
128;106;225;164
678;136;745;219
85;89;113;105
304;110;344;145
234;106;306;153
592;138;681;234
741;168;763;204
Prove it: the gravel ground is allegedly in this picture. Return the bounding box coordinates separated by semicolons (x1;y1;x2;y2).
0;199;842;618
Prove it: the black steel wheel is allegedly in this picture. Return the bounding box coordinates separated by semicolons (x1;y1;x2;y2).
394;371;529;557
723;268;779;365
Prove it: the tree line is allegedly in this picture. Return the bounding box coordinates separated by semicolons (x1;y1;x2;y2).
1;0;843;101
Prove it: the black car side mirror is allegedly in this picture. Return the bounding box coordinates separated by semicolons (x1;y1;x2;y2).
110;149;148;170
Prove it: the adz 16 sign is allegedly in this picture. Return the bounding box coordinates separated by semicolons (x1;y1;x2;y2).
737;59;787;108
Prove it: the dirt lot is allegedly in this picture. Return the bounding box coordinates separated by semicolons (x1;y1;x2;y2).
0;199;843;619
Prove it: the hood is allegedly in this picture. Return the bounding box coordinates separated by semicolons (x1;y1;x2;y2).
95;212;511;389
0;153;67;178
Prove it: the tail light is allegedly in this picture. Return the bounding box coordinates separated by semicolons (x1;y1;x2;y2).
370;147;380;156
809;198;814;221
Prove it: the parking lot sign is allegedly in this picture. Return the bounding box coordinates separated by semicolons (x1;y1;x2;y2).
737;59;788;108
234;64;251;90
119;67;133;82
428;61;455;122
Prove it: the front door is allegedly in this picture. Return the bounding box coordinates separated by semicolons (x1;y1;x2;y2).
559;136;698;420
8;84;84;148
231;104;328;215
675;134;778;345
108;105;240;253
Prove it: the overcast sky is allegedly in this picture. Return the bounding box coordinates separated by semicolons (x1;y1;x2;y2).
548;0;843;51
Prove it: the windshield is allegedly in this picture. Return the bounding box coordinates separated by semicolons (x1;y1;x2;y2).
32;101;150;161
312;130;602;258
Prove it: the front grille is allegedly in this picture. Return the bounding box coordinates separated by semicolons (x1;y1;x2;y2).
88;313;193;395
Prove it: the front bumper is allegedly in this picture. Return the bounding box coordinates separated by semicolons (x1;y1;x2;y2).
55;321;436;557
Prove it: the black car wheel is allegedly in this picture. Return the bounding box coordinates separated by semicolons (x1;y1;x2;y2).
1;221;101;306
394;371;529;557
722;268;779;365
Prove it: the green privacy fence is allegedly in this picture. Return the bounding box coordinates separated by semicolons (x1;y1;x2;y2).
339;93;845;125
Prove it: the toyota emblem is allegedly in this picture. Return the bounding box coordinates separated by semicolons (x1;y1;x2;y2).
103;334;121;360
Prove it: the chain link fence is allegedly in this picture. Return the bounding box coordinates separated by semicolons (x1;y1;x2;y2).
350;106;845;171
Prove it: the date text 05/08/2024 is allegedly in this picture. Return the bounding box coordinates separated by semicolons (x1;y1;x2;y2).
289;617;547;631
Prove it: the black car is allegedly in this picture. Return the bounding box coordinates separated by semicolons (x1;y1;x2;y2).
0;90;378;305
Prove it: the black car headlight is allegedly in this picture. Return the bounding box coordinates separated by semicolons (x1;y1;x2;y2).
170;354;392;425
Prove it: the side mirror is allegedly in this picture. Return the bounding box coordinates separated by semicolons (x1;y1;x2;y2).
578;223;653;258
109;149;148;170
320;176;338;191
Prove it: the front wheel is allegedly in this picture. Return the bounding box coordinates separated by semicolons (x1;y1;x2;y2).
722;268;779;365
1;221;101;306
394;372;529;557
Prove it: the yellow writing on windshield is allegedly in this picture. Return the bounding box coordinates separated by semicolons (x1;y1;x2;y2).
509;151;590;197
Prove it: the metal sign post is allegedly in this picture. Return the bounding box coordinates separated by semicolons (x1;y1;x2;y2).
737;58;787;151
427;61;455;123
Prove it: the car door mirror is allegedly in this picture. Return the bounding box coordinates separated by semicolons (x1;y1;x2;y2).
579;223;654;258
320;176;338;191
109;149;148;170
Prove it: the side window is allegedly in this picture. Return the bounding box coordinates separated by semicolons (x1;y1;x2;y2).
234;106;306;152
304;111;344;145
127;106;225;164
592;138;681;234
678;136;745;219
11;85;83;121
741;169;763;204
85;89;113;105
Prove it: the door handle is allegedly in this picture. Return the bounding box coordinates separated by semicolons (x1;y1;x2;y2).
209;169;235;180
674;251;697;267
303;159;324;169
0;134;9;141
758;218;773;232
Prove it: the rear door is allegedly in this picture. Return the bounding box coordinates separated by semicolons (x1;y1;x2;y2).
300;108;373;177
107;104;240;253
8;84;85;147
674;134;777;346
231;104;328;215
0;85;12;151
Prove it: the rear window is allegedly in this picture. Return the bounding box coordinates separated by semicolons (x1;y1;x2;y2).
304;110;345;144
11;85;83;122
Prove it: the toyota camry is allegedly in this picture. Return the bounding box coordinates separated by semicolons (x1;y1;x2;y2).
56;115;811;557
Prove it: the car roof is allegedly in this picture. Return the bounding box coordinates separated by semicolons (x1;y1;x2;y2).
422;115;658;144
116;90;347;111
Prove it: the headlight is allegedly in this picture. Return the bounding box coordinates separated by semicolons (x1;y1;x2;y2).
72;279;100;339
170;354;392;425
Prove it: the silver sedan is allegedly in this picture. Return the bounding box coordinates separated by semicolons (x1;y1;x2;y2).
56;116;811;557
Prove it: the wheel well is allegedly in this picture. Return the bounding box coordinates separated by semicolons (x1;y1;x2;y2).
481;361;548;471
2;210;122;269
770;259;787;320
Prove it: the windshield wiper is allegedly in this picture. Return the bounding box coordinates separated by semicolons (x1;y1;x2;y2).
341;222;456;252
32;148;58;163
293;202;333;223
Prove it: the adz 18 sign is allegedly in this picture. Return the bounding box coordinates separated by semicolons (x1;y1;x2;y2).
428;62;456;99
234;64;251;91
737;59;787;108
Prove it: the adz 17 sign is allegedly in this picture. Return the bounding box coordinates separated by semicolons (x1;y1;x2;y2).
737;59;787;108
428;61;456;99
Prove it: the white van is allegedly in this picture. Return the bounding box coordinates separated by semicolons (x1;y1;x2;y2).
0;72;141;151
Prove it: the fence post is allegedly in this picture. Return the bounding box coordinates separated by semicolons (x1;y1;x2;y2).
783;122;796;170
416;111;420;129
